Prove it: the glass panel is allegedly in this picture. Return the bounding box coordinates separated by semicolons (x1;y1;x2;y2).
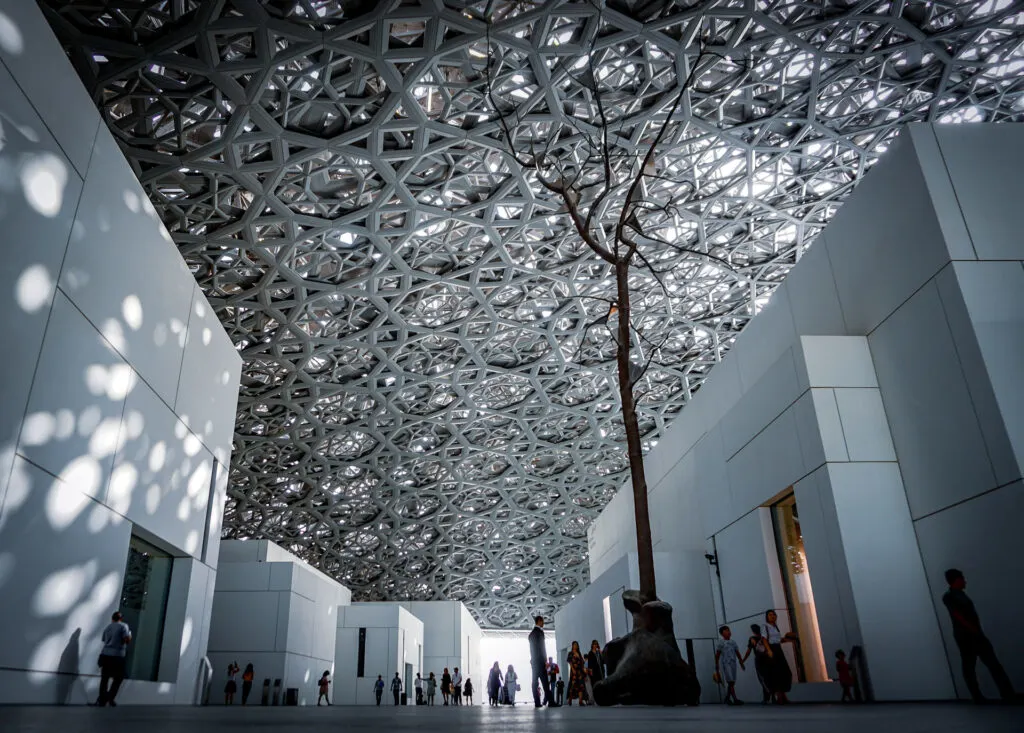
772;494;829;682
119;535;173;682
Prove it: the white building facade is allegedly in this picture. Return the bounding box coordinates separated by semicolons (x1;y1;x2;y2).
562;123;1024;703
0;0;241;705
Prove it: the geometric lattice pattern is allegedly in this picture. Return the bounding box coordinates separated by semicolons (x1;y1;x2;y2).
43;0;1024;627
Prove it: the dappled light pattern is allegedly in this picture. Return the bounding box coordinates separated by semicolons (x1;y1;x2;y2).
43;0;1024;627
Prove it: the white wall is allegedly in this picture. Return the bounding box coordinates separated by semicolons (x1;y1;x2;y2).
351;601;482;696
207;540;351;706
580;123;1024;701
334;603;424;705
0;1;241;705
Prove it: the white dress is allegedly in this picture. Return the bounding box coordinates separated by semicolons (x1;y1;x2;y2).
504;670;517;704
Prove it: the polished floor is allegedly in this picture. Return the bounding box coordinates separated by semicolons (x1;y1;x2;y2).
2;703;1021;733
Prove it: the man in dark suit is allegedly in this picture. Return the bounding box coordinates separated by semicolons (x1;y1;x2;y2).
528;615;553;707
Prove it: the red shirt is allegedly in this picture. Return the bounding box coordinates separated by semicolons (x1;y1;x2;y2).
837;659;853;685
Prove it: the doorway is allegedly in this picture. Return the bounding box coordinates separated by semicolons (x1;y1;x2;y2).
771;493;829;682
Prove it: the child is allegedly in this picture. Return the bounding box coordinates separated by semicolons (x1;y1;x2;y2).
715;625;745;705
556;676;564;706
835;650;854;702
464;677;473;705
318;670;331;706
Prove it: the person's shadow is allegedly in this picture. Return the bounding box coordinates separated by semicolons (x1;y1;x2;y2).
56;628;82;705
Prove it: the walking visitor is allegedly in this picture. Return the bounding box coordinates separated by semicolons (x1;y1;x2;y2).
426;672;437;705
95;611;131;707
317;670;331;706
715;625;745;705
224;661;240;705
374;675;385;706
391;672;403;705
241;663;255;705
556;676;564;706
441;667;452;705
415;672;423;705
742;624;773;703
452;666;463;705
464;677;474;705
566;641;587;706
586;639;605;704
836;650;855;702
488;662;503;706
505;663;519;705
763;610;797;704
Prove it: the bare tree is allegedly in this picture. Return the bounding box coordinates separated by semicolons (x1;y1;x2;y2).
481;4;742;604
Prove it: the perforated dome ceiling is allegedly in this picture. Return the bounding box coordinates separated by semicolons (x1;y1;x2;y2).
44;0;1024;627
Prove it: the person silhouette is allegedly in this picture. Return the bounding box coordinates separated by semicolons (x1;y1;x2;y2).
942;569;1015;703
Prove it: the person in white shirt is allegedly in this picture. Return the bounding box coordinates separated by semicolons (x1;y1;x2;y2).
96;611;132;706
451;667;463;705
415;673;424;705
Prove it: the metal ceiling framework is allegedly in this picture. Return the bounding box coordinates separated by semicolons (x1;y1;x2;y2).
42;0;1024;628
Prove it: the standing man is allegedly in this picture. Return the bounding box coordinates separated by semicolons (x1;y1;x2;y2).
374;675;385;706
95;611;131;707
391;672;403;705
942;569;1015;703
452;666;463;705
415;672;424;705
528;615;553;707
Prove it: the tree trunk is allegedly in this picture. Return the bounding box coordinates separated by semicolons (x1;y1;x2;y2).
614;259;656;602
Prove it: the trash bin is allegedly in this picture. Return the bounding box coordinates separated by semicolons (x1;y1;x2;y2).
285;688;298;706
400;692;407;706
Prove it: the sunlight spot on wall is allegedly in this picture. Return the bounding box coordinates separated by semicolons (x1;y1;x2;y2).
145;483;161;515
54;409;75;440
21;153;67;217
28;633;66;683
107;462;137;514
66;571;121;638
34;560;97;617
122;189;140;213
184;529;200;555
122;294;143;330
195;300;206;319
170;317;186;347
187;460;210;499
221;370;231;385
180;616;194;656
0;12;23;54
149;441;167;472
201;326;212;346
15;264;53;313
124;410;144;440
77;405;101;436
48;458;99;528
304;668;311;684
101;318;126;352
1;451;30;520
21;411;56;447
183;431;202;457
105;364;136;401
89;417;122;458
88;502;112;532
153;321;167;346
177;496;190;521
204;420;213;437
142;196;157;218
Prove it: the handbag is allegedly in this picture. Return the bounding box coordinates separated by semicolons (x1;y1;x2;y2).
516;683;521;691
